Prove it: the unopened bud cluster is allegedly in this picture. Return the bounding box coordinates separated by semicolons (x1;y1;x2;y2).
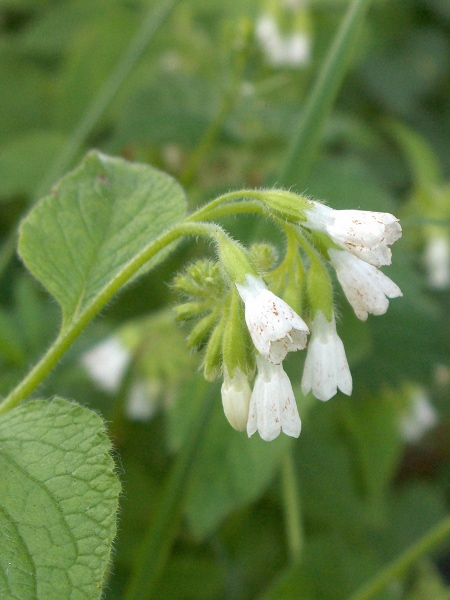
173;191;403;442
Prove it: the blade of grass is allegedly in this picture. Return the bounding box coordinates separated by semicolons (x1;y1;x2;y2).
278;0;371;189
0;0;182;283
347;515;450;600
37;0;182;199
123;383;216;600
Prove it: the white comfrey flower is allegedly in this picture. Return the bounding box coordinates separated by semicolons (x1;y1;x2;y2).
301;311;352;401
125;380;159;422
221;368;252;432
236;274;309;364
256;15;310;68
399;390;438;444
81;337;131;393
423;233;450;290
304;203;402;267
247;356;301;441
329;249;402;321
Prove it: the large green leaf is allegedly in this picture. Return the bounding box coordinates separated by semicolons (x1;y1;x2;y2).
18;151;186;328
0;398;120;599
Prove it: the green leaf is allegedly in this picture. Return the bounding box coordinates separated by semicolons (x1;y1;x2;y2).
340;394;403;502
0;398;120;599
19;151;186;328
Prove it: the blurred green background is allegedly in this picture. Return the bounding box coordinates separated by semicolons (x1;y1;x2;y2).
0;0;449;598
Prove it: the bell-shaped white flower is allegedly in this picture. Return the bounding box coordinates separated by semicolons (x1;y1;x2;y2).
236;274;309;364
329;249;402;321
423;232;450;290
221;368;252;432
399;390;438;444
81;337;131;393
301;311;352;401
247;356;301;441
304;203;402;267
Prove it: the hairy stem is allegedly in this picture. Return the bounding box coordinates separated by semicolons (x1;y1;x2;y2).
0;220;224;415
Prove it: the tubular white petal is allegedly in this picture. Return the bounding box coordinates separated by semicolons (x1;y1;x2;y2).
301;312;352;401
247;356;301;441
236;275;309;364
329;249;402;321
221;368;252;432
304;203;402;267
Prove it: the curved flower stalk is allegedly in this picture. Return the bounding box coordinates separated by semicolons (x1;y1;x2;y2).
236;274;309;364
301;311;352;401
304;202;402;267
221;368;252;432
247;356;301;441
329;249;402;321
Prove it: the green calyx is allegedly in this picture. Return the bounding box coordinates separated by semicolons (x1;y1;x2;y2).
221;290;252;379
250;243;278;272
306;257;334;321
172;259;227;300
217;235;258;285
203;318;225;382
260;190;312;222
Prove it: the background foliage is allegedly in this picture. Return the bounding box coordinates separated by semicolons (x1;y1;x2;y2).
0;0;449;599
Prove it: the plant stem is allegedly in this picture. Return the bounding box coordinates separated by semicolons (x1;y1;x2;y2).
0;221;221;415
36;0;182;198
124;383;216;600
347;515;450;600
281;451;304;563
279;0;371;188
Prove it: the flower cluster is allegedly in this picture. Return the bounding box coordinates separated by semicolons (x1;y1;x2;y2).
174;198;403;442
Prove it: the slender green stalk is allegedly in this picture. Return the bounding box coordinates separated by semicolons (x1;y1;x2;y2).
36;0;182;198
347;516;450;600
124;384;216;600
281;451;304;563
0;221;222;415
279;0;371;188
0;188;307;415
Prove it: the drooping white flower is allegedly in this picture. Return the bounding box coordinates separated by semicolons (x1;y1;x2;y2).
423;233;450;290
329;249;402;321
399;390;438;444
301;311;352;401
236;274;309;364
81;337;131;393
221;368;252;432
256;15;310;69
125;380;159;422
304;203;402;267
247;356;301;441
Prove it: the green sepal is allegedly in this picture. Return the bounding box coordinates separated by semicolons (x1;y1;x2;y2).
218;236;257;285
260;190;311;222
187;311;221;349
221;290;249;379
172;260;226;300
249;243;278;272
174;301;212;321
203;318;225;382
307;257;334;321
